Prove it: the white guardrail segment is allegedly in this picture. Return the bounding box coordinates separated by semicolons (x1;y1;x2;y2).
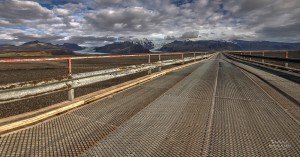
0;54;212;103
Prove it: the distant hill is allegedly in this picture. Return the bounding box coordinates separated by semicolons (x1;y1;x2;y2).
94;40;153;54
58;43;84;51
159;40;300;52
159;40;239;52
20;40;58;49
0;41;84;57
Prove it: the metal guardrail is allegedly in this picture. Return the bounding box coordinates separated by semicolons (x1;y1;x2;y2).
0;52;213;104
226;51;296;58
224;53;300;73
229;51;300;63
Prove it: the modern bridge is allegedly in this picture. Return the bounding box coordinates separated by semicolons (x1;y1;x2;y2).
0;52;299;156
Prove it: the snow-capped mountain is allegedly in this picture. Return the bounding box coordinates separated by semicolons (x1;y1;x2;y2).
130;38;154;50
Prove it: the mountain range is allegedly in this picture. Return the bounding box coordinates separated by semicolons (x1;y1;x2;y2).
0;40;84;57
159;40;300;52
94;39;300;53
1;39;300;57
94;39;154;54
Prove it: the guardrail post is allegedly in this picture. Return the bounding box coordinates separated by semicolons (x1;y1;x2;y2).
68;58;72;76
262;51;265;63
68;87;74;101
148;54;152;74
158;54;162;72
194;53;196;62
285;51;289;68
181;53;184;64
67;58;74;101
249;51;252;61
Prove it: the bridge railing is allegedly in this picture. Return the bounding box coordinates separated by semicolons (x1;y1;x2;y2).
0;52;213;104
225;51;300;73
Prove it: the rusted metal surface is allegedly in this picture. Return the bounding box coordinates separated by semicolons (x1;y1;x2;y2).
0;54;212;104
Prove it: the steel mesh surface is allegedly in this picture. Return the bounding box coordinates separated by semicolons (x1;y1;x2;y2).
1;55;299;156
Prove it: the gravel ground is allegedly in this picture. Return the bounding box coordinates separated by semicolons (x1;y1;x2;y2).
0;56;157;85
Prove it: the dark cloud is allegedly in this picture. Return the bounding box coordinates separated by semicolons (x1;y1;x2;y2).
171;0;195;7
181;31;199;39
66;36;116;44
0;0;53;24
165;35;177;40
33;0;83;8
257;21;300;42
85;7;161;32
0;0;299;46
12;32;63;43
0;32;63;45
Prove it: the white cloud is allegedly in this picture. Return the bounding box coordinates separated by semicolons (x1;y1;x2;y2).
54;8;70;16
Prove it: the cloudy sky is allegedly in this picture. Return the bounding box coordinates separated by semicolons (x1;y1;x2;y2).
0;0;299;46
